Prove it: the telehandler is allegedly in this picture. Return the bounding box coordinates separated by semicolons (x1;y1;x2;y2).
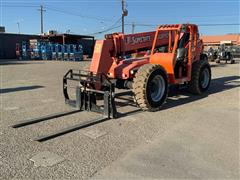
12;24;211;141
216;43;235;64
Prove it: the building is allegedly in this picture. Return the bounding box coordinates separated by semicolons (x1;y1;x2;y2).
0;33;95;60
0;33;40;60
201;34;240;50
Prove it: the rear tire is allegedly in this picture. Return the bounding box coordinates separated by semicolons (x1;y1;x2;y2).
188;60;211;94
210;58;215;62
230;56;235;64
200;54;208;61
133;64;168;111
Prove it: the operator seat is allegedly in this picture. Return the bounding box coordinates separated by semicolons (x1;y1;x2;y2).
174;33;190;78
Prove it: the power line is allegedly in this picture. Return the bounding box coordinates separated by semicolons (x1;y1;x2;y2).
85;23;239;36
127;15;239;22
87;25;122;36
1;5;39;7
4;3;237;21
2;3;238;22
199;23;240;26
125;23;240;27
86;17;123;35
3;0;238;2
43;5;124;34
2;3;116;23
45;6;114;22
1;2;239;35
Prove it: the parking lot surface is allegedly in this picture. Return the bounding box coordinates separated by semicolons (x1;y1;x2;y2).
0;59;239;179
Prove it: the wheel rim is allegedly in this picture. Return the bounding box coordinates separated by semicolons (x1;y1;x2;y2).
149;75;165;102
200;68;210;89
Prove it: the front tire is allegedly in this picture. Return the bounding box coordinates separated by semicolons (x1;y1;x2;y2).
188;60;211;94
133;64;168;111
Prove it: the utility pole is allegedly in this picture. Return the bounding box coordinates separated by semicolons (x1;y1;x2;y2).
132;22;135;34
38;5;46;34
121;0;128;34
17;22;20;34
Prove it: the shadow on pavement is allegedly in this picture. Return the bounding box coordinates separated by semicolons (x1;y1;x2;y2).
10;76;240;141
210;63;228;68
162;76;240;110
0;85;44;94
115;76;240;112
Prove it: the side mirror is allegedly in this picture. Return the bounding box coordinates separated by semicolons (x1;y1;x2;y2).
176;48;186;60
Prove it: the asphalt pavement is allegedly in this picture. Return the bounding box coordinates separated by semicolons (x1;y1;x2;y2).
0;59;239;179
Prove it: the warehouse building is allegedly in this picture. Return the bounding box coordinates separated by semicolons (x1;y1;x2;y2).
201;34;240;50
0;33;40;59
0;32;95;60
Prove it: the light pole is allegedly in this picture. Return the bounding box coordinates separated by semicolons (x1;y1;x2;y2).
17;22;20;34
0;0;3;26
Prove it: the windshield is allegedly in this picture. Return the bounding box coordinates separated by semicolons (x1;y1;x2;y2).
152;30;176;53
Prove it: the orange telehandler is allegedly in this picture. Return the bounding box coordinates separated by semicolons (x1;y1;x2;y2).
12;24;211;141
